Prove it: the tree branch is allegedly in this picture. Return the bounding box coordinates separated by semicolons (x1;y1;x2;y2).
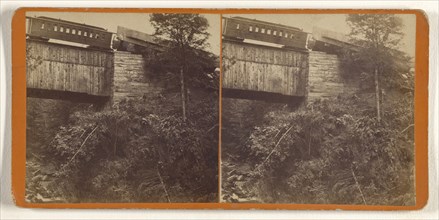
65;126;99;167
157;165;171;203
400;124;414;134
351;166;367;205
256;125;294;170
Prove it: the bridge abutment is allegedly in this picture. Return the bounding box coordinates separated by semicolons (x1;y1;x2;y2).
112;51;164;104
307;51;358;102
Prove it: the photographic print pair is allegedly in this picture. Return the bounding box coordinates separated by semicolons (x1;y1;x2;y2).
19;10;427;208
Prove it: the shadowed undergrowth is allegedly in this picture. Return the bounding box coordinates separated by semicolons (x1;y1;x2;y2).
222;94;414;205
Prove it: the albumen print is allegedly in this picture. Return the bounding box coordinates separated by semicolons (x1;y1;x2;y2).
221;14;416;205
25;12;220;203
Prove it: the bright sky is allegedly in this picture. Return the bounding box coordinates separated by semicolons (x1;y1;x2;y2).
27;12;221;55
26;12;416;57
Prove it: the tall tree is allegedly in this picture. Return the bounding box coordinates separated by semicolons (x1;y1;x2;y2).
346;14;404;122
150;14;210;121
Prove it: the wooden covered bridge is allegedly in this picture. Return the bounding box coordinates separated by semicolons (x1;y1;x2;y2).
26;16;166;105
222;17;355;103
222;39;309;102
26;40;114;104
26;15;352;106
222;17;311;103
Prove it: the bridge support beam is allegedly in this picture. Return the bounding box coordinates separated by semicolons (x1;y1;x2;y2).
222;88;304;105
27;88;110;108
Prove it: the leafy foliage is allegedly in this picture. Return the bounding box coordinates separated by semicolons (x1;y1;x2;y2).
148;13;214;86
149;13;215;121
340;14;411;121
341;14;411;86
223;94;414;205
150;14;210;51
340;47;413;91
145;47;219;90
27;91;218;203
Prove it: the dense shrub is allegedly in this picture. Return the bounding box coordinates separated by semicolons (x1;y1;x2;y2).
223;93;414;205
27;92;218;203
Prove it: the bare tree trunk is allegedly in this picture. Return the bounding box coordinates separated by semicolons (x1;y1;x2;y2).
180;66;187;122
374;67;381;122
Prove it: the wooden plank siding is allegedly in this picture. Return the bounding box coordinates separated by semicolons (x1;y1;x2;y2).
222;40;308;96
26;40;113;97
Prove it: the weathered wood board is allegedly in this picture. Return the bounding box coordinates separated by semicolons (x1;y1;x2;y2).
26;40;113;97
222;40;308;96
